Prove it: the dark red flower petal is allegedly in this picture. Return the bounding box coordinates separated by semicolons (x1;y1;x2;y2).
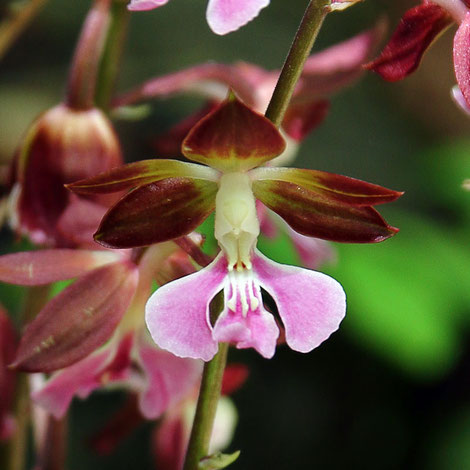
12;262;138;372
182;93;286;172
253;179;399;243
95;178;218;249
365;4;452;81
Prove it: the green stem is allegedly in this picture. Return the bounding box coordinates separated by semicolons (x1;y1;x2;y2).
264;0;330;127
182;343;229;470
6;285;51;470
0;0;48;62
95;0;130;111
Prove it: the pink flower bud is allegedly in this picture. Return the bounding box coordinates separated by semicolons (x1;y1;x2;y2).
10;104;122;246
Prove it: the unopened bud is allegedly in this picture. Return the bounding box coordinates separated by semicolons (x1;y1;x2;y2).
10;104;122;246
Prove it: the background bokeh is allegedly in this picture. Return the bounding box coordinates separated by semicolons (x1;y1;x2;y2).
1;0;470;468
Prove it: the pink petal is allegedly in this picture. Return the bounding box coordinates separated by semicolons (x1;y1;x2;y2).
145;254;226;361
252;250;346;353
212;272;279;358
138;343;202;419
295;23;385;99
454;11;470;110
0;249;120;286
286;225;336;270
451;85;470;114
206;0;270;35
56;197;109;249
257;201;279;239
32;334;134;418
154;413;186;470
127;0;169;11
32;348;113;418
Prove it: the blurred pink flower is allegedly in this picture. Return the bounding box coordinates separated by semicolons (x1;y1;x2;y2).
366;0;470;114
0;243;202;418
127;0;270;35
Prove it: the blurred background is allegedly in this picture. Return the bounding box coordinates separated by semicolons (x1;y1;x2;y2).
1;0;470;468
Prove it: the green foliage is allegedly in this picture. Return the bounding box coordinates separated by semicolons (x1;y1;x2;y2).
330;209;470;380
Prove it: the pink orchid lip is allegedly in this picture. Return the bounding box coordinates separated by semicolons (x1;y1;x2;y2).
145;249;346;361
432;0;468;22
127;0;170;12
206;0;270;35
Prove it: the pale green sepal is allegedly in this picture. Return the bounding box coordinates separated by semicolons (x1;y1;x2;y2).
111;104;152;121
198;451;241;470
328;0;363;12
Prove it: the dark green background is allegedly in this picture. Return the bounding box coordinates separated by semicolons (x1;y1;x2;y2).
1;0;469;468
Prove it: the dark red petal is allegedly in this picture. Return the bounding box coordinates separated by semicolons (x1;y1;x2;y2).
67;159;216;195
282;101;330;141
95;178;218;249
89;397;143;455
182;93;286;172
12;262;138;372
253;179;399;243
251;167;403;206
221;364;249;395
454;12;470;110
365;4;452;81
152;102;219;157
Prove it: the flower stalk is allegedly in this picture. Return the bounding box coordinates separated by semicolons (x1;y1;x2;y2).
181;2;330;467
6;285;51;470
182;342;229;470
265;0;330;126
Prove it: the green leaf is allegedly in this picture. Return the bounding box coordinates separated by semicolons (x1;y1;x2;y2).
329;209;470;379
198;451;241;470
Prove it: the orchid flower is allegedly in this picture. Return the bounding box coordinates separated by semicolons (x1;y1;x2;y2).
69;94;402;361
365;0;470;115
112;26;384;269
0;243;201;418
127;0;270;35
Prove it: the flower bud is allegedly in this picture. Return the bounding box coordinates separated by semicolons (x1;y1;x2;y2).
10;104;122;246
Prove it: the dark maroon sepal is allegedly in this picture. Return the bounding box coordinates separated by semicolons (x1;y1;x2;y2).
94;178;218;249
182;92;286;172
11;262;138;373
365;3;452;81
282;101;330;141
253;179;399;243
